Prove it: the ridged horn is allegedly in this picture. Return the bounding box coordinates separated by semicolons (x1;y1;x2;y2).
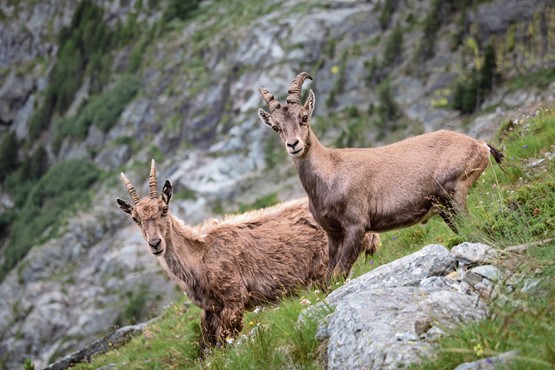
149;159;158;199
286;72;313;105
258;87;281;112
121;172;141;205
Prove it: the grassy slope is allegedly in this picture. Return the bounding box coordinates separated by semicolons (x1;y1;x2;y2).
75;108;555;369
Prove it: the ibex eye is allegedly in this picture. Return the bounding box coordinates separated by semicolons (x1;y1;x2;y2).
302;115;308;123
272;126;280;133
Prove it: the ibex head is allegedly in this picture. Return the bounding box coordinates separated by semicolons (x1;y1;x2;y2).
258;72;315;158
116;159;173;257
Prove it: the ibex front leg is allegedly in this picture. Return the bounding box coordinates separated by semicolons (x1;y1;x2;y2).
333;225;366;278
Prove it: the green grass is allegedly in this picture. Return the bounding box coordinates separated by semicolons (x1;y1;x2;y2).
508;67;555;91
73;107;555;369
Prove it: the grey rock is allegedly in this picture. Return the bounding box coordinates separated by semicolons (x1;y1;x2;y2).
521;278;542;293
463;271;484;287
454;350;518;370
423;326;446;341
396;331;419;341
451;243;498;265
95;144;131;170
471;265;504;282
321;287;487;370
0;71;34;125
327;244;456;304
527;158;545;167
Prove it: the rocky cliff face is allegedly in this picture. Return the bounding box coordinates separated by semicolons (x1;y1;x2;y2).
1;0;554;368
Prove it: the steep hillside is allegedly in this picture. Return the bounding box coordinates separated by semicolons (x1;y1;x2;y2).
0;0;554;368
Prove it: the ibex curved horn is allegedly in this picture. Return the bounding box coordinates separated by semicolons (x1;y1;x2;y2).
149;159;158;199
121;172;141;204
258;87;281;112
286;72;313;105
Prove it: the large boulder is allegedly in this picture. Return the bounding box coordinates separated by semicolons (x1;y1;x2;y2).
310;244;492;370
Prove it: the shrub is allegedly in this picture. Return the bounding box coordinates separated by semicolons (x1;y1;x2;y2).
51;75;140;153
452;42;497;114
0;160;101;282
162;0;200;23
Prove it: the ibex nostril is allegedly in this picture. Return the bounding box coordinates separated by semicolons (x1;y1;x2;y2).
287;140;299;148
148;238;161;248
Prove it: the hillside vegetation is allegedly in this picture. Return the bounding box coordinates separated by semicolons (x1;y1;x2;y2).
76;106;555;369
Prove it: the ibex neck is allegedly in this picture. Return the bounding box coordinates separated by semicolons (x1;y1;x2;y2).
294;130;332;196
163;214;204;270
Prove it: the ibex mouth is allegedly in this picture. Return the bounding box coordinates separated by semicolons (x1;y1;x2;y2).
152;250;164;256
289;148;304;156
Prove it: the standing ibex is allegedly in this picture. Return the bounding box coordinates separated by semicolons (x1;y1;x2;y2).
258;72;503;278
116;160;379;347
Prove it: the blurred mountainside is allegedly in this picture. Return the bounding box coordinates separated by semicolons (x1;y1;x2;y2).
0;0;554;368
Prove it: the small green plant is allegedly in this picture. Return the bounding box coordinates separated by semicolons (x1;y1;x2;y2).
23;358;35;370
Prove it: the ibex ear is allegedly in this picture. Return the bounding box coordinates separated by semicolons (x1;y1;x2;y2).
304;89;315;118
303;89;316;117
258;108;272;128
116;198;133;215
162;180;173;205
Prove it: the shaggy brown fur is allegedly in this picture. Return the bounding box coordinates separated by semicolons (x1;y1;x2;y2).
116;160;379;348
258;72;503;278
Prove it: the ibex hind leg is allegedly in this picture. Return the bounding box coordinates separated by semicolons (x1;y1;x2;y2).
439;177;478;233
200;310;221;351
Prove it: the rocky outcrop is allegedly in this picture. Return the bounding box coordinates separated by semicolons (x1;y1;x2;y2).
309;243;508;370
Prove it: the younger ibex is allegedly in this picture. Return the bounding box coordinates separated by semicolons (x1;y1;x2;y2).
258;72;503;278
116;160;379;347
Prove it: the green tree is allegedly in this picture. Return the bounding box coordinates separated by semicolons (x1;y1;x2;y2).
383;22;404;66
0;132;19;182
379;0;397;30
163;0;199;23
479;42;496;92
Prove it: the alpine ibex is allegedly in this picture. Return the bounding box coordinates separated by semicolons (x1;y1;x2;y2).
116;160;379;347
258;72;503;278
